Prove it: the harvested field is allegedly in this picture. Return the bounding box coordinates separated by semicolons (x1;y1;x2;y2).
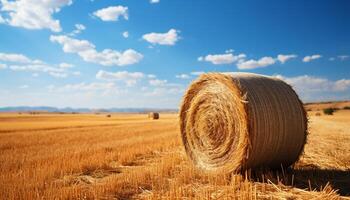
305;101;350;111
0;111;350;199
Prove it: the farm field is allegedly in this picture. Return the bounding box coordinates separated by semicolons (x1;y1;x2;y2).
0;110;350;199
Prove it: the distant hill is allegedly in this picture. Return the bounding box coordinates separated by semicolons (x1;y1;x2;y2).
304;100;350;111
0;106;178;113
2;100;349;113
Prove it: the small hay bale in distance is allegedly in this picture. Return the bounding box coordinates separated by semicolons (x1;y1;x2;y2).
315;112;321;116
106;114;111;118
179;72;307;174
148;112;159;120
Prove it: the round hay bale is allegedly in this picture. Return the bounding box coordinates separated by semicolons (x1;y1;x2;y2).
179;73;307;173
315;112;321;116
148;112;159;120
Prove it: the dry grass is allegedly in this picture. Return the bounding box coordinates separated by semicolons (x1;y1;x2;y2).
0;111;349;199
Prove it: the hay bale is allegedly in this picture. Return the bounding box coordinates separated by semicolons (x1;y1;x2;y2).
106;114;111;118
315;112;321;116
179;73;307;173
148;112;159;120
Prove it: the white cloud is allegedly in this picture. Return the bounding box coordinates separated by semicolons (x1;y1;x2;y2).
150;0;160;4
59;62;74;68
198;52;246;65
69;23;86;36
0;52;43;64
147;74;156;79
96;70;144;86
0;52;76;78
72;71;81;76
149;79;167;86
50;35;143;66
142;29;180;45
333;79;350;91
49;72;67;78
9;64;68;78
274;74;350;102
225;49;234;53
0;0;72;32
122;31;129;38
198;52;296;68
75;24;85;31
277;54;297;64
329;57;335;61
303;54;322;62
0;63;7;69
276;75;350;93
338;55;349;61
145;85;184;97
0;14;5;23
237;56;275;70
190;71;205;76
93;6;128;21
61;82;116;91
19;85;28;89
202;54;234;65
176;74;190;79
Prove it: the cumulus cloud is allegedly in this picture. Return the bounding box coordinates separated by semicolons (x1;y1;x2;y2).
96;70;144;86
225;49;234;53
144;84;184;97
190;71;205;76
237;56;275;70
0;63;7;69
50;35;143;66
10;64;64;74
62;82;116;91
198;52;246;65
0;52;43;64
0;0;72;32
150;0;160;3
142;29;180;45
93;6;128;21
338;55;349;61
122;31;129;38
275;75;350;99
149;79;167;86
175;74;190;79
9;64;69;78
0;14;5;23
277;54;297;64
303;54;322;62
59;62;74;68
19;85;28;89
0;52;76;78
72;71;81;76
69;24;86;36
147;74;156;79
49;72;68;78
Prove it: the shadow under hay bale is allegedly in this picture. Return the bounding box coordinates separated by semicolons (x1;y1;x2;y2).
249;167;350;196
148;112;159;120
180;72;307;174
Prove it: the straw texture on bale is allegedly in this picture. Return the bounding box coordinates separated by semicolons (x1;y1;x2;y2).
179;73;307;174
149;112;159;120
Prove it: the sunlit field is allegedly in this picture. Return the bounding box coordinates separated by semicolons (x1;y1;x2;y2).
0;110;349;199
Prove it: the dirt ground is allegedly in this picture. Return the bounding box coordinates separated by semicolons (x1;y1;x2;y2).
0;110;349;199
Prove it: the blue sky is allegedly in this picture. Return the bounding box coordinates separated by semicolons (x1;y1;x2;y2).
0;0;349;108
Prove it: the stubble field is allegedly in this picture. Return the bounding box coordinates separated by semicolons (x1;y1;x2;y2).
0;110;349;199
